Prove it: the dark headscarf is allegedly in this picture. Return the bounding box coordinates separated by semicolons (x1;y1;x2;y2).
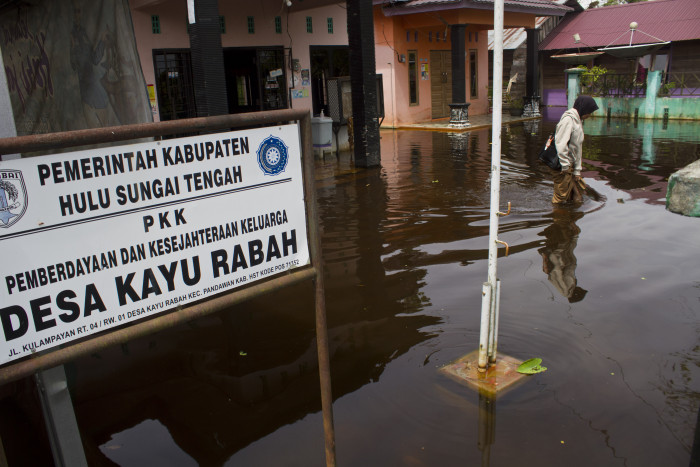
573;95;599;117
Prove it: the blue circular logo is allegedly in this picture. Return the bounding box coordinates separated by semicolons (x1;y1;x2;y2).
257;136;289;176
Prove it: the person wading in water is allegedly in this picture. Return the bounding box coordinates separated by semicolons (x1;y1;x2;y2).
552;95;599;204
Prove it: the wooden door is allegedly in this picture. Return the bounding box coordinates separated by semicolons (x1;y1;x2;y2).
430;50;452;119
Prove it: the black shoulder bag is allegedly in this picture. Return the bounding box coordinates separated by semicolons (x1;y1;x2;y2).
538;133;561;171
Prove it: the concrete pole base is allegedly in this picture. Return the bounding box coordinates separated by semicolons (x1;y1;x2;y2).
440;350;528;396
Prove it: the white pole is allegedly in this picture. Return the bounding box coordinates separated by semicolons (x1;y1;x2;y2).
489;279;501;363
478;282;493;369
478;0;504;371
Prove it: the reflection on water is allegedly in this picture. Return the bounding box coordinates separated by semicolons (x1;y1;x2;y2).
577;118;700;204
101;419;196;466
477;389;497;467
1;118;698;467
538;209;586;302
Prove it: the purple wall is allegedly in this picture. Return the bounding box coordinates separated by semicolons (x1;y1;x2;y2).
543;89;567;107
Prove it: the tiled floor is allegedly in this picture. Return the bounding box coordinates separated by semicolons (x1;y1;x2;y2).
389;112;539;132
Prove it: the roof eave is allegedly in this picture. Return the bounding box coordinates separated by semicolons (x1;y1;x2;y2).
381;0;572;17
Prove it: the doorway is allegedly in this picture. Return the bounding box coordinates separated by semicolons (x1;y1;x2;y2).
310;46;350;116
430;50;452;119
223;47;288;114
153;49;197;121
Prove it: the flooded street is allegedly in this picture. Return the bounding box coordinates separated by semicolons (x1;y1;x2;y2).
3;118;698;466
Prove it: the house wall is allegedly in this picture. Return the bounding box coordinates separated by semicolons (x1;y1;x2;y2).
374;11;490;127
596;96;700;120
129;0;347;122
566;71;700;120
262;3;348;112
669;41;699;75
540;39;700;109
541;54;568;107
374;8;400;127
131;1;190;121
131;1;519;128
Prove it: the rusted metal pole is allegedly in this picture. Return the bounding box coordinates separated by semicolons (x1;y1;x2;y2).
0;109;307;155
300;115;337;467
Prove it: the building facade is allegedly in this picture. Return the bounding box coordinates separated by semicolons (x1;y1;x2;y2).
130;0;570;129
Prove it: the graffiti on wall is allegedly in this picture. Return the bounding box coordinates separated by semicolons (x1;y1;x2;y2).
0;0;151;136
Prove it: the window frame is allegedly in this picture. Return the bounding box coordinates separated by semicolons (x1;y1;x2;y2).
469;49;478;99
274;16;282;34
151;15;161;34
408;50;418;106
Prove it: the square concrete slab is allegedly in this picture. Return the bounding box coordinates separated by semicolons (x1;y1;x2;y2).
439;350;529;396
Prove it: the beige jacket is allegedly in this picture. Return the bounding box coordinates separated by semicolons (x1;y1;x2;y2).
554;109;584;176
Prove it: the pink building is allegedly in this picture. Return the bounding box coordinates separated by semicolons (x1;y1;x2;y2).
129;0;569;129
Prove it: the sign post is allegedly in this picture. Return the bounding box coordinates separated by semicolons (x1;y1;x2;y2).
0;110;336;466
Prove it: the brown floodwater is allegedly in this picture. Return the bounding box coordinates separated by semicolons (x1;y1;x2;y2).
2;117;699;466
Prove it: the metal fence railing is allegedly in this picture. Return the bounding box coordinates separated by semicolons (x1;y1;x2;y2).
658;71;700;97
579;71;700;98
580;73;647;98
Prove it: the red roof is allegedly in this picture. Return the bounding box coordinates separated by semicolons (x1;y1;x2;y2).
539;0;700;51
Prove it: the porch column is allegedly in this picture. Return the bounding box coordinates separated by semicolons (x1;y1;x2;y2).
645;70;662;118
449;24;470;127
347;0;381;167
523;28;540;117
565;67;584;108
189;0;228;117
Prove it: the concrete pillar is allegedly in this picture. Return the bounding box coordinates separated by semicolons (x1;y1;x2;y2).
645;70;662;118
189;0;228;117
449;24;470;127
451;24;466;104
523;28;540;117
565;68;584;108
347;0;380;167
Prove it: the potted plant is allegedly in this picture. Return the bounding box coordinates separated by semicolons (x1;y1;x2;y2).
504;93;523;116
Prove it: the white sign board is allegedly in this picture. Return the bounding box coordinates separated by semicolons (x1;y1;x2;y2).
0;124;310;365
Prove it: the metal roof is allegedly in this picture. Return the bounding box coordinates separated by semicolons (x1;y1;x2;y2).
539;0;700;51
381;0;572;17
488;16;549;50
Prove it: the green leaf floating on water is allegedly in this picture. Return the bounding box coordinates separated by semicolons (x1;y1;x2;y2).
517;358;547;374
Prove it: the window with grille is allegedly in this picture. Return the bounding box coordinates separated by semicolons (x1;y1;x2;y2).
327;17;333;34
247;16;255;34
153;50;197;121
470;49;478;98
408;50;418;105
151;15;160;34
306;16;312;33
275;16;282;34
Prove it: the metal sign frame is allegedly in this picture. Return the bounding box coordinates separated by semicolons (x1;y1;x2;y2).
0;109;336;466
